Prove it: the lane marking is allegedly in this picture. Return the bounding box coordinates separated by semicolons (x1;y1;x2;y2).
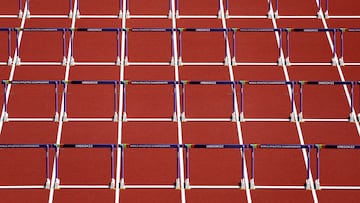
218;1;253;203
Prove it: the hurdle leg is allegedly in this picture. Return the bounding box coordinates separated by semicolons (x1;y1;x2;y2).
55;146;60;189
76;0;80;18
124;30;129;65
175;0;179;18
305;145;311;190
325;0;329;18
231;83;237;122
125;0;130;18
285;29;290;66
290;82;297;122
62;30;67;66
70;31;75;66
19;0;23;18
277;29;283;66
15;29;21;65
178;31;183;66
168;0;172;18
110;145;115;189
113;82;119;122
7;29;12;66
317;0;322;18
315;145;321;190
175;146;180;189
231;29;237;66
69;0;73;18
217;0;221;19
274;0;279;18
171;32;175;66
172;84;177;122
45;145;51;189
239;82;244;122
240;146;246;189
122;83;127;121
267;0;273;19
331;29;337;66
225;0;229;18
339;29;344;66
180;82;186;121
250;144;255;189
119;0;123;17
120;144;125;189
62;82;68;122
116;29;121;66
54;82;59;122
298;82;304;122
25;0;30;18
185;145;190;189
349;82;355;122
3;82;8;122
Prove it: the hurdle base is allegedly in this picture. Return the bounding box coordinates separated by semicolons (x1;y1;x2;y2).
26;10;30;18
7;57;13;66
290;112;297;122
178;57;183;66
267;10;272;19
224;57;230;66
358;113;360;122
298;112;304;122
2;112;8;122
62;112;68;122
118;10;123;18
122;112;127;122
225;10;229;19
175;178;180;189
239;112;244;122
109;178;115;189
339;57;344;66
170;56;175;66
68;10;73;18
217;10;222;19
120;178;125;189
172;112;177;122
70;56;75;66
331;57;337;66
45;178;51;189
124;56;129;66
76;10;80;19
285;57;291;66
317;10;322;19
125;10;130;19
324;10;329;19
15;57;21;66
113;112;119;122
115;57;121;66
231;112;237;122
185;178;190;189
175;10;179;19
55;178;60;189
240;178;246;190
305;179;311;190
180;112;186;122
62;57;67;66
277;57;283;66
54;112;59;122
274;11;279;19
168;10;172;19
349;113;356;123
231;57;237;66
249;178;255;190
314;179;321;190
18;10;23;19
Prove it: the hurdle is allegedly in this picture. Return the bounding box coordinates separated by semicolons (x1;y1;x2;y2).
12;28;68;66
123;28;175;66
0;28;13;66
338;28;360;66
2;80;59;122
69;28;121;66
238;81;296;122
180;80;236;122
314;144;360;190
0;144;51;189
184;144;246;189
230;28;282;66
119;144;181;189
297;81;355;122
177;28;228;66
283;28;337;66
121;80;178;122
61;80;119;122
249;144;312;190
54;144;116;189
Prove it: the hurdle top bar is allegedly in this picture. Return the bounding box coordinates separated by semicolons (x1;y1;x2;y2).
122;144;180;148
182;81;235;85
315;144;360;149
57;144;115;148
187;144;245;149
122;80;178;85
298;81;353;85
2;80;58;85
62;80;119;85
0;144;50;148
251;144;311;149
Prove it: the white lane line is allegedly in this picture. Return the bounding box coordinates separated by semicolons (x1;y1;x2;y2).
315;0;360;135
268;1;319;202
219;1;252;202
115;0;127;201
171;0;186;202
47;1;78;202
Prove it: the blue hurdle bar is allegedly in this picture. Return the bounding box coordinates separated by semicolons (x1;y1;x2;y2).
2;80;59;121
249;144;311;189
0;144;51;188
298;81;354;121
120;144;181;189
61;80;119;121
180;80;236;121
185;144;246;189
238;81;295;121
121;80;178;121
0;28;13;65
54;144;116;188
314;144;360;189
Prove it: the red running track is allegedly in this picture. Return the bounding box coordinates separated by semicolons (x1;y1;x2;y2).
0;0;360;202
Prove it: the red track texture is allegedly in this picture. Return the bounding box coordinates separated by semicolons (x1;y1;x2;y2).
0;0;360;202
